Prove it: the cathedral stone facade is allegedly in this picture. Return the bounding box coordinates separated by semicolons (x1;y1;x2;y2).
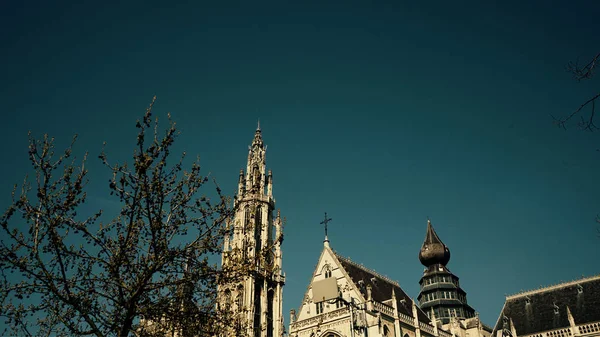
210;125;600;337
218;125;285;337
142;125;600;337
287;220;492;337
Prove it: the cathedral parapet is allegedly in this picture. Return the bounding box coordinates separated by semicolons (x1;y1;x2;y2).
372;301;394;317
508;323;600;337
420;321;436;335
397;311;415;325
289;307;351;332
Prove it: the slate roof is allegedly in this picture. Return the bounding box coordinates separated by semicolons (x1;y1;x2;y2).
491;275;600;336
333;251;431;323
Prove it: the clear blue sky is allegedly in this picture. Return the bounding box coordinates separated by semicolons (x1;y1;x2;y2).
2;0;599;328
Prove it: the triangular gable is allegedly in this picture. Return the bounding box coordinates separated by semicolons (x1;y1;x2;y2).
294;245;366;322
292;243;431;324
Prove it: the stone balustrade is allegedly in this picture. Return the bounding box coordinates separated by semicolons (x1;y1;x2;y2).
520;323;600;337
419;321;436;335
546;328;572;337
373;301;395;317
289;307;350;330
398;312;414;326
579;321;600;334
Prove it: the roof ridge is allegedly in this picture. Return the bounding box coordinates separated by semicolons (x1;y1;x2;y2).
506;274;600;300
333;251;401;288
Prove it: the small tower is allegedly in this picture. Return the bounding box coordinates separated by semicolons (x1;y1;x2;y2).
417;219;475;324
220;124;285;337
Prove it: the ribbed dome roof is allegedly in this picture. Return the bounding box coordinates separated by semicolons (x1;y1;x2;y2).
418;219;451;267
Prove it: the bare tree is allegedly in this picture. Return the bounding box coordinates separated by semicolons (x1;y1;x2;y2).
553;52;600;131
0;98;249;336
553;52;600;231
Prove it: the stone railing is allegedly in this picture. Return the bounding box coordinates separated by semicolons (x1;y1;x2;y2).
419;321;435;335
373;301;394;317
520;322;600;337
398;312;414;326
546;328;572;337
579;321;600;334
523;327;575;337
289;307;350;330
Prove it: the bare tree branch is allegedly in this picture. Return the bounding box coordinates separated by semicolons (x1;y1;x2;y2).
0;98;252;336
553;52;600;131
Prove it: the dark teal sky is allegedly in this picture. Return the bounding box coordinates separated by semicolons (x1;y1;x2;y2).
2;0;600;327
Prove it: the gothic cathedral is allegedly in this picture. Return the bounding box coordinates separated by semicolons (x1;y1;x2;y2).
219;124;285;337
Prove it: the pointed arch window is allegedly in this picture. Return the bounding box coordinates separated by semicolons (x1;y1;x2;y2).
252;165;261;188
267;289;274;337
224;289;232;308
236;285;244;309
244;206;251;230
255;205;262;252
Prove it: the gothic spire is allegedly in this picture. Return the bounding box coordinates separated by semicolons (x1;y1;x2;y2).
245;125;267;194
251;124;264;148
418;219;451;267
219;124;285;337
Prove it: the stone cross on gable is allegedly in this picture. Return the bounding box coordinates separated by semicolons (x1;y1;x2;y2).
320;212;332;238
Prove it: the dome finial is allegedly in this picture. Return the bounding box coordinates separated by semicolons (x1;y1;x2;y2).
418;218;451;267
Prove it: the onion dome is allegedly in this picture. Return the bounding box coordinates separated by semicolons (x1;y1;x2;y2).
418;219;451;267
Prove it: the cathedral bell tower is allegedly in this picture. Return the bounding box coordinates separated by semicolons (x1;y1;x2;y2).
220;123;285;337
